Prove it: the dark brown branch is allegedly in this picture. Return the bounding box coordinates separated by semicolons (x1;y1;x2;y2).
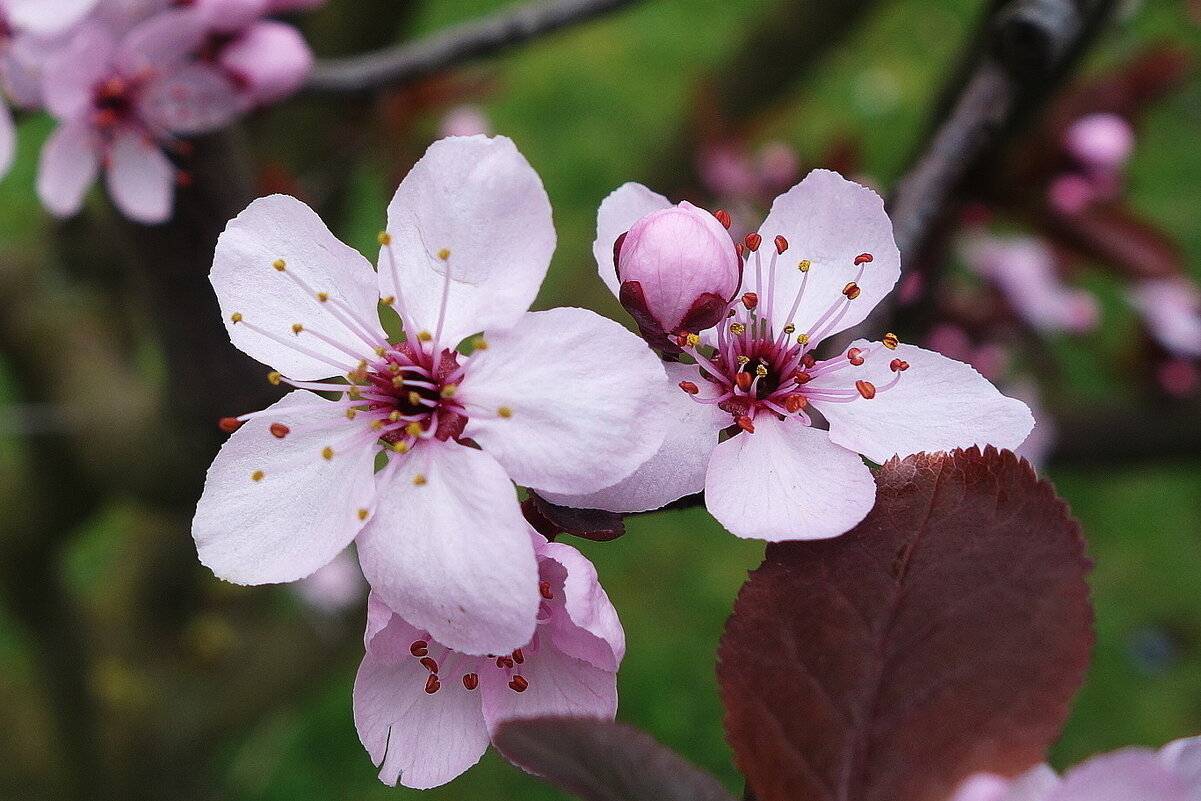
305;0;645;94
1050;402;1201;466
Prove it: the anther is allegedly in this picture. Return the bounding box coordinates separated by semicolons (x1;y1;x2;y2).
420;657;439;673
389;410;402;422
381;295;395;305
377;231;392;246
417;331;433;342
783;324;796;334
793;370;812;384
272;259;286;271
424;675;441;694
890;359;910;372
267;371;282;385
408;392;422;407
357;508;369;520
496;656;514;669
512;649;525;665
440;385;457;398
291;323;304;334
743;233;762;252
219;417;241;432
741;292;758;310
755;364;768;378
856;380;877;399
735;372;753;391
316;292;329;302
498;406;513;418
251;470;265;482
797;333;810;345
735;242;745;258
801;353;816;368
321;446;335;460
679;381;699;395
684;333;701;347
437;248;450;260
785;394;809;413
842;282;861;300
462;673;479;691
730;322;746;335
882;332;900;350
736;415;755;433
370;420;384;431
713;209;732;229
847;348;865;366
798;259;811;272
374;346;386;356
393;442;410;453
405;422;423;437
472;336;489;350
774;235;788;254
854;252;874;265
229;312;243;323
413;474;427;486
508;676;529;693
346;409;358;420
409;640;428;657
269;423;290;438
392;375;405;388
539;581;554;600
736;355;750;365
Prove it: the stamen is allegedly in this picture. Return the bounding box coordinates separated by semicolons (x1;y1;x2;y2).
420;657;439;673
497;406;513;418
785;394;808;413
797;260;811;272
412;474;427;486
842;282;861;300
882;332;900;350
357;508;369;520
424;674;441;694
219;417;241;432
730;322;746;335
321;446;335;460
736;415;755;433
539;582;554;600
744;233;762;252
741;292;758;310
847;348;865;366
855;380;877;399
410;640;428;657
269;423;290;438
273;259;286;271
679;381;699;395
854;252;874;265
714;209;732;229
774;235;788;254
890;359;910;372
793;370;812;384
251;470;264;482
462;673;479;690
512;649;525;665
735;372;752;391
508;676;529;693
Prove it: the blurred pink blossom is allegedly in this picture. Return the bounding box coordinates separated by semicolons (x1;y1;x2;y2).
439;104;491;138
293;550;366;615
1127;277;1201;359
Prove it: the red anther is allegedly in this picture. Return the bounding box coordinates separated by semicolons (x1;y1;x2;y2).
496;656;513;669
735;243;745;258
842;281;862;300
679;381;700;395
462;673;479;691
512;649;525;665
424;675;441;694
847;348;865;366
792;370;812;384
539;581;554;600
801;353;816;368
735;372;753;391
856;380;877;399
508;675;529;693
890;359;910;372
409;640;428;657
675;332;690;347
175;170;193;188
714;209;732;229
268;423;290;439
736;416;755;433
218;417;242;432
741;292;759;310
420;657;439;673
784;394;809;413
774;235;789;254
854;252;874;265
743;233;762;252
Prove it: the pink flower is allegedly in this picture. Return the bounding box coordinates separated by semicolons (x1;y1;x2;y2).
36;15;239;222
613;201;741;350
1127;277;1201;360
952;735;1201;801
354;531;623;789
192;135;668;655
0;0;100;36
439;104;492;139
1064;112;1135;176
293;549;366;615
546;169;1033;541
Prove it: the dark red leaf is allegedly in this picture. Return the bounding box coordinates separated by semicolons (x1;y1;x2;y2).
718;447;1093;801
493;716;737;801
523;493;626;542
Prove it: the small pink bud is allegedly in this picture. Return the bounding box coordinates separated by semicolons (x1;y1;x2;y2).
617;202;741;346
1064;112;1135;174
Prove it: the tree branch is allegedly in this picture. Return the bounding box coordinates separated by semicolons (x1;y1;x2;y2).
305;0;645;94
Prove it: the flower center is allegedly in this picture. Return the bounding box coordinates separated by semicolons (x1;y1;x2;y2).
354;341;469;448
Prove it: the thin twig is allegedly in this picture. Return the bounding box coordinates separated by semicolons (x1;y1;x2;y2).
306;0;646;94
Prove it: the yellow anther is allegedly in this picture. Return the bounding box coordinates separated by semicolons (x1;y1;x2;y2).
393;441;410;453
251;470;265;482
267;371;282;385
369;420;384;431
440;384;457;398
272;259;286;271
783;324;795;334
408;391;422;406
736;355;750;365
730;322;746;335
381;295;395;305
392;375;405;388
797;334;810;345
472;336;489;351
498;406;513;418
345;409;358;420
389;410;402;422
755;364;768;377
357;508;370;520
417;331;433;342
798;260;811;272
348;386;362;399
685;333;701;347
413;474;427;486
405;422;423;437
316;292;329;302
374;346;386;356
883;332;900;350
377;231;392;246
388;363;401;374
321;446;335;460
437;248;450;260
230;312;243;323
291;323;304;334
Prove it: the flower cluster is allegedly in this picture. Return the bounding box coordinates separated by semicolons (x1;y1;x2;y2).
0;0;319;223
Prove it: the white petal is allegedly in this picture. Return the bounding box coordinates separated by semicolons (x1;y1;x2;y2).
36;119;99;218
211;194;385;380
5;0;99;35
379;135;554;345
460;307;669;495
1161;735;1201;785
480;642;617;731
807;341;1034;464
192;391;379;585
704;415;876;541
538;362;723;512
105;129;174;224
748;169;900;344
592;182;673;297
354;611;490;789
356;443;539;656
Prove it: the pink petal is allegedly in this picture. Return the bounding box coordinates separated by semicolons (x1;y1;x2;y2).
459;307;669;495
1127;278;1201;359
537;362;723;513
952;774;1013;801
42;23;115;120
1064;113;1135;174
192;390;378;585
211;194;385;380
354;609;490;789
1160;735;1201;786
192;0;271;33
105;128;174;224
1006;765;1061;801
4;0;99;36
356;443;539;656
480;640;617;731
806;341;1034;465
1050;748;1191;801
217;21;312;104
115;8;206;76
0;105;14;179
139;63;241;136
749;169;901;344
538;541;624;671
593;182;673;297
704;415;876;541
379;135;554;346
292;549;365;614
36;119;99;217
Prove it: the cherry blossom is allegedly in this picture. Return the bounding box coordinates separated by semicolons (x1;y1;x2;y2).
193;135;668;655
354;530;623;789
545;169;1033;541
1127;277;1201;360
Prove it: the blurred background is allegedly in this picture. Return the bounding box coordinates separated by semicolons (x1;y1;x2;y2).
1;0;1200;798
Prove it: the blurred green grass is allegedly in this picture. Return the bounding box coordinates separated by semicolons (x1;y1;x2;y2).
2;0;1200;798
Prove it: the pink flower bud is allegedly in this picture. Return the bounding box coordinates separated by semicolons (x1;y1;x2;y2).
616;202;740;347
1064;112;1135;174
